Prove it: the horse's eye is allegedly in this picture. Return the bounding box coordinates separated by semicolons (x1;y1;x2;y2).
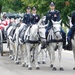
54;27;56;29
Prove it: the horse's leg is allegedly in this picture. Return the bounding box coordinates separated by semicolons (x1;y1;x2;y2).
35;44;40;70
24;44;28;67
20;45;23;65
8;39;13;58
9;39;15;60
50;44;57;70
42;48;46;64
72;45;75;70
20;44;28;67
47;45;53;68
14;40;19;64
26;43;32;70
58;43;64;71
37;44;41;64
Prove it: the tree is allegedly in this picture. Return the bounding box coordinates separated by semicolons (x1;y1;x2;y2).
0;0;75;23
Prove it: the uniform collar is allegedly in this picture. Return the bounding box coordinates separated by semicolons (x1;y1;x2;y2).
50;10;55;12
32;14;36;16
26;12;30;14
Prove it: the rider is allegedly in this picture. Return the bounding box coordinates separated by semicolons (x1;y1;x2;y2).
67;11;75;50
45;2;66;49
23;6;31;26
31;7;40;24
20;6;32;43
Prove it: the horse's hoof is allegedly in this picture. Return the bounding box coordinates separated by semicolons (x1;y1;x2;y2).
15;62;19;64
22;64;25;67
32;59;35;63
36;67;40;70
18;58;21;60
50;64;53;68
73;67;75;70
26;65;28;67
38;62;41;64
59;67;64;71
11;58;14;60
42;61;46;64
28;67;32;70
52;67;57;71
9;55;12;58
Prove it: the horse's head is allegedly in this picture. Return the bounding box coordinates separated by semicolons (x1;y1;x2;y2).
38;25;46;42
67;15;73;28
36;17;47;42
38;16;46;25
52;20;62;40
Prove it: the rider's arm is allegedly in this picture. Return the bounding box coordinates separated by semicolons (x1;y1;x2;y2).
45;12;49;24
56;10;60;21
71;12;75;25
22;14;26;23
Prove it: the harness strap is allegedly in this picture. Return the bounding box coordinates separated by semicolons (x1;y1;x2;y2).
47;39;63;43
26;40;40;44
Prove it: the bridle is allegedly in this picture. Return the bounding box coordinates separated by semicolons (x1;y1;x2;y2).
52;26;62;39
37;26;46;41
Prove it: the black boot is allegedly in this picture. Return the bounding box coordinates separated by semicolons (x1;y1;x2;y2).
62;32;66;50
66;39;72;50
63;40;66;50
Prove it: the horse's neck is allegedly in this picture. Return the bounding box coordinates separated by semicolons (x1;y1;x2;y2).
25;25;38;40
47;28;55;40
7;26;13;35
15;27;19;34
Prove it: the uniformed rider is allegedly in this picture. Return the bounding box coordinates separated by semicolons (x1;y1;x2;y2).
31;7;40;24
45;2;66;49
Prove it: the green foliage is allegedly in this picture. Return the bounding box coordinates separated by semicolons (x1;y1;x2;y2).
0;0;75;23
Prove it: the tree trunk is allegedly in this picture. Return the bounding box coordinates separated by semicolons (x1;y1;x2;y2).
0;4;2;19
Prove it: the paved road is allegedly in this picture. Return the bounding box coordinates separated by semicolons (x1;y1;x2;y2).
0;45;75;75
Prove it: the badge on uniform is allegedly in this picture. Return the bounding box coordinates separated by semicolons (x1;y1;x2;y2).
36;17;38;19
49;14;51;16
54;14;57;17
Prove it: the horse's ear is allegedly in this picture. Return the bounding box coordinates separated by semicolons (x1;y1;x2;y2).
67;15;71;20
59;20;62;23
51;20;55;24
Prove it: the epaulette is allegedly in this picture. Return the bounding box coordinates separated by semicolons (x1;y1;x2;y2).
71;11;75;14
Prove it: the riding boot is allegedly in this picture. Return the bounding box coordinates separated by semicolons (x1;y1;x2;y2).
62;32;66;50
63;35;66;50
66;38;72;50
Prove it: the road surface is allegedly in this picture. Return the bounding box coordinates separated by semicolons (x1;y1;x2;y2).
0;44;75;75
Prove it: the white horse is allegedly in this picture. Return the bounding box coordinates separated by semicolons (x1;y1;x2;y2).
13;23;26;64
6;21;19;60
18;18;47;70
71;35;75;70
67;15;75;70
47;20;64;71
